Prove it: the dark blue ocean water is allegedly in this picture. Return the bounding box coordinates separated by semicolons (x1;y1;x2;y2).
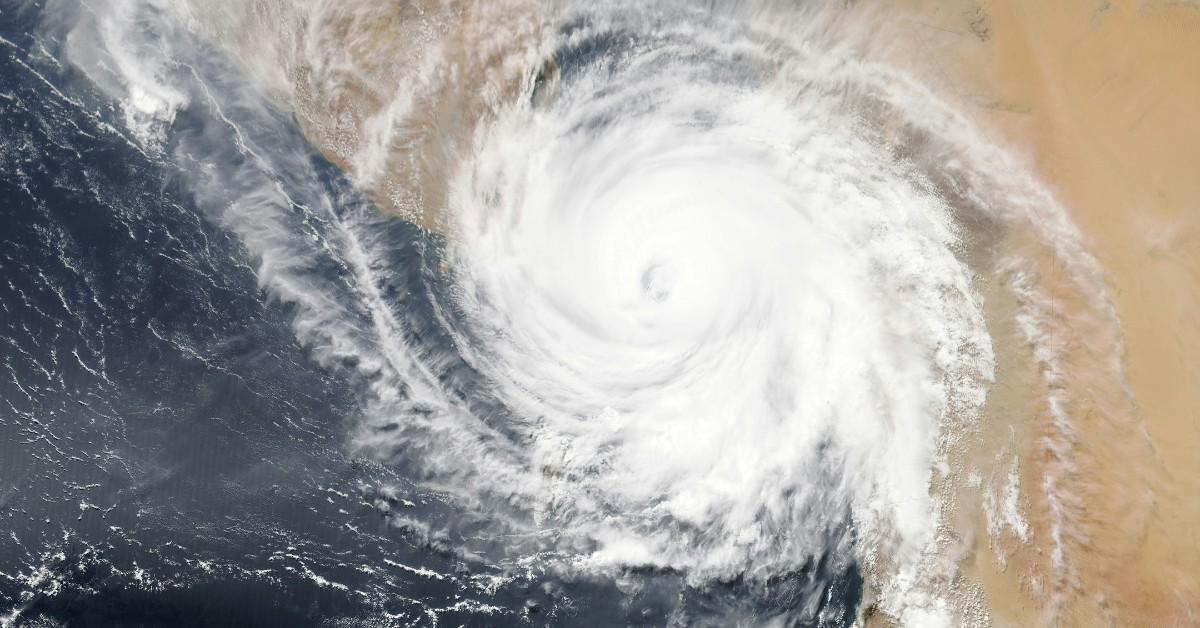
0;3;862;625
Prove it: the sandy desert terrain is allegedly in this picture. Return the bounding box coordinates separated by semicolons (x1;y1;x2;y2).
876;0;1200;624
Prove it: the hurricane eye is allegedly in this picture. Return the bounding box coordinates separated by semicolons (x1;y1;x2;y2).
640;263;673;302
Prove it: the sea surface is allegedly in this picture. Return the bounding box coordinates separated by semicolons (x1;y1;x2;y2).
0;4;861;626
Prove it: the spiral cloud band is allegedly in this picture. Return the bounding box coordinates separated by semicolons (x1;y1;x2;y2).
444;5;992;584
45;0;1138;624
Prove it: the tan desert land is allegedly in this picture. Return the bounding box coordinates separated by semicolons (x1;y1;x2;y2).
874;0;1200;625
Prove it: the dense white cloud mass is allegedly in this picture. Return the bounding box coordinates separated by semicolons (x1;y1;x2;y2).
46;0;1126;624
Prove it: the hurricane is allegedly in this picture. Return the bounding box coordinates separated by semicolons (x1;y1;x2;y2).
1;0;1170;626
